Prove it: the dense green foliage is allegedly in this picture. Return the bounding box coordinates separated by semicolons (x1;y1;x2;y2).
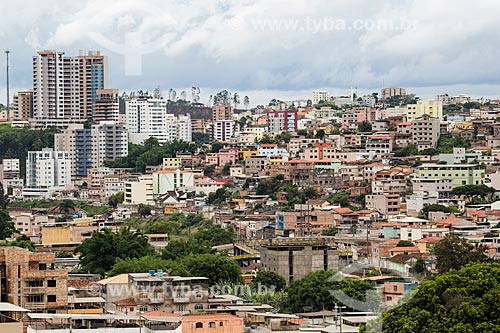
0;209;15;240
253;271;286;292
0;126;56;177
358;120;373;133
322;226;339;236
419;204;456;218
373;263;500;332
285;270;376;313
451;184;496;202
108;192;124;208
254;176;318;206
436;136;470;153
104;137;198;172
0;235;35;251
394;144;418;157
75;228;154;275
161;239;215;261
434;235;489;274
8;200;107;217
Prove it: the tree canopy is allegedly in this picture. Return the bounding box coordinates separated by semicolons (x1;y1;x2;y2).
434;234;489;274
104;137;198;172
74;228;154;275
285;270;376;313
373;263;500;333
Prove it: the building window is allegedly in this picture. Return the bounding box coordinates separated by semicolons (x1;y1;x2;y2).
47;280;56;287
195;304;203;310
139;305;148;312
39;263;47;271
195;322;203;328
209;322;216;328
220;322;224;326
47;295;56;303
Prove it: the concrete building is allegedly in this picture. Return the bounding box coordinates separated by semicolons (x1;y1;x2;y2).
25;148;71;190
418;164;485;188
212;120;237;142
0;159;22;197
0;247;68;312
381;87;406;100
126;98;190;143
182;314;244;333
125;175;154;204
266;110;298;133
212;105;234;122
91;121;128;169
32;50;108;121
312;90;328;105
153;169;195;195
406;100;443;121
366;193;401;217
93;88;120;123
177;114;193;142
11;90;33;121
412;115;441;150
55;124;93;179
260;244;339;285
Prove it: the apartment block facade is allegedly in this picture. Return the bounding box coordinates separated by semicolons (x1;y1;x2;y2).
0;247;68;312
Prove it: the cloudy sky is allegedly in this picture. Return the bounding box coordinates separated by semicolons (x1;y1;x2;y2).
0;0;500;106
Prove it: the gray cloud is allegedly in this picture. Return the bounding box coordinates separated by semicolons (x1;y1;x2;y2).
0;0;500;106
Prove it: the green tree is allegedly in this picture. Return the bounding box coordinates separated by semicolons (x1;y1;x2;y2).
0;209;15;240
57;199;75;217
0;234;35;251
434;234;488;274
327;192;350;207
161;239;215;261
138;204;152;217
393;144;418;157
315;129;326;140
322;227;338;236
285;270;375;313
175;254;243;285
109;255;171;276
108;192;124;208
193;225;236;246
211;141;224;153
74;228;154;275
374;263;500;332
253;271;286;292
358;120;372;133
396;240;415;247
192;132;210;144
451;184;496;202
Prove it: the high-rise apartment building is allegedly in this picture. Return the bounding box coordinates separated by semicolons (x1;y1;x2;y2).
381;87;406;100
265;109;298;133
212;104;234;122
212;120;237;142
26;148;71;189
126;98;192;144
177;114;193;142
93;89;120;123
412;114;441;150
11;90;33;121
312;90;328;105
91;121;128;169
32;50;108;121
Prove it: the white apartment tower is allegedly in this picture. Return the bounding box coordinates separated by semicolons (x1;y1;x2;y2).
312;91;328;105
126;98;192;144
26;148;71;189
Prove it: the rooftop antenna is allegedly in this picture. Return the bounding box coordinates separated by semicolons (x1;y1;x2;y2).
5;50;9;122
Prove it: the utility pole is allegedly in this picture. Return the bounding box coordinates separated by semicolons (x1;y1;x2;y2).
5;50;10;122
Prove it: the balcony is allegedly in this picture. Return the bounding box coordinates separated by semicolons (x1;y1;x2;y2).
25;302;46;310
173;297;190;303
149;297;165;303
